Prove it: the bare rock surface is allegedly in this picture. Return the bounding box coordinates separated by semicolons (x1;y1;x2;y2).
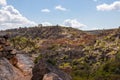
0;58;23;80
16;53;34;76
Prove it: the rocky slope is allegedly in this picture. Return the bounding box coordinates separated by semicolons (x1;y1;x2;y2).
0;32;72;80
3;26;85;38
0;26;120;80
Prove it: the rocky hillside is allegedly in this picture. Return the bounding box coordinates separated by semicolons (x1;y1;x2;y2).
0;27;74;80
0;26;120;80
2;26;95;39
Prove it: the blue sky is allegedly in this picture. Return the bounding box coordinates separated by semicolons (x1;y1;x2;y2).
0;0;120;30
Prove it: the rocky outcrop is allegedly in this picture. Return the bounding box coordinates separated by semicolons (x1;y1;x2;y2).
0;34;34;80
0;58;23;80
0;56;33;80
0;34;16;59
32;59;72;80
16;53;34;76
0;53;34;80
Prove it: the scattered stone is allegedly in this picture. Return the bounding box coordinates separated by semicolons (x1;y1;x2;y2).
0;34;16;58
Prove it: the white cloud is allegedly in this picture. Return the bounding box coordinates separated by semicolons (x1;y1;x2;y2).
41;22;52;26
39;19;86;29
55;5;67;11
41;9;50;13
0;1;36;30
97;1;120;11
0;0;7;6
63;19;86;29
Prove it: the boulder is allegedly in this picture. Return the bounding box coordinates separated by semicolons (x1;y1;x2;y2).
0;55;34;80
16;53;34;76
32;59;72;80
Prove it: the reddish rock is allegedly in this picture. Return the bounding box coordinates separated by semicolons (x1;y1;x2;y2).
16;54;34;76
0;35;34;80
0;58;23;80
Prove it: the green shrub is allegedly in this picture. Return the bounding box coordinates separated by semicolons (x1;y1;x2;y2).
34;54;42;63
47;59;56;65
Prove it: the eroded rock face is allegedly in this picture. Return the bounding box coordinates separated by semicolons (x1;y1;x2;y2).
0;34;34;80
0;35;21;80
0;58;23;80
0;54;34;80
16;53;34;76
32;59;72;80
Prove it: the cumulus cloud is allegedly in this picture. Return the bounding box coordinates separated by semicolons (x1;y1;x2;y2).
63;19;86;29
97;1;120;11
0;0;36;30
39;19;86;29
55;5;67;11
41;9;50;13
0;0;7;6
41;22;52;26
